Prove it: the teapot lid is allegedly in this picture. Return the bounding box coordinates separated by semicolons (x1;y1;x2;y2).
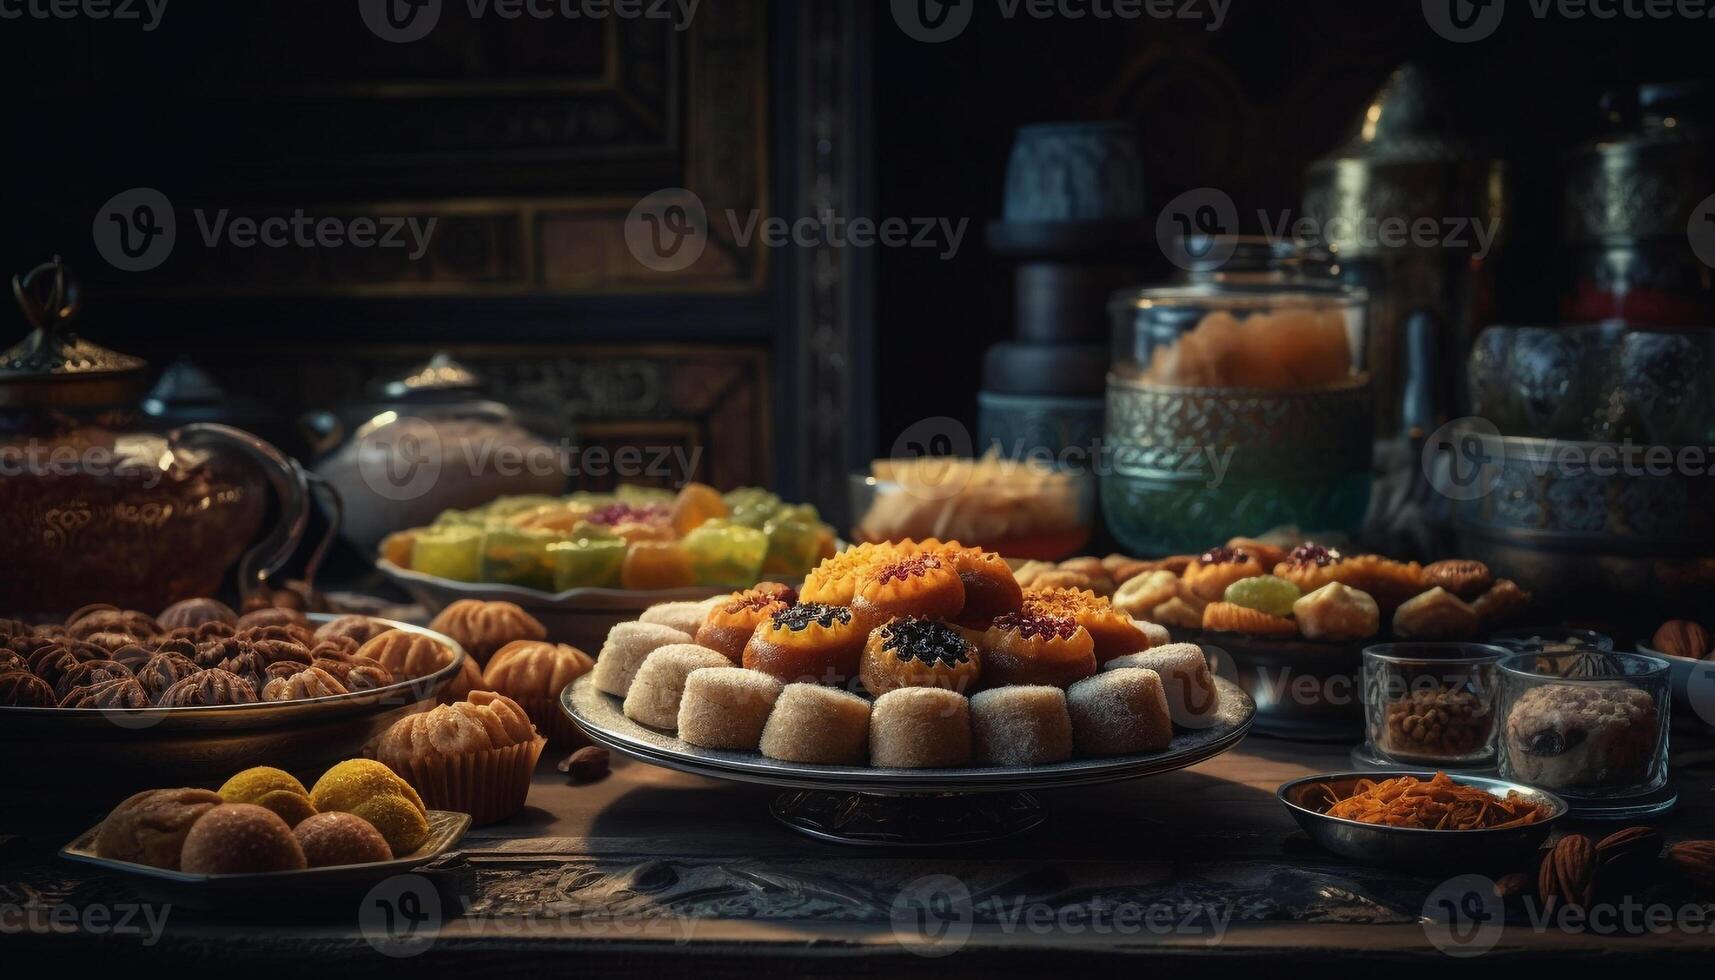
370;351;482;400
0;257;149;408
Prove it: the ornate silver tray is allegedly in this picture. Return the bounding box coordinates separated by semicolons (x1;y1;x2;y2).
562;674;1254;845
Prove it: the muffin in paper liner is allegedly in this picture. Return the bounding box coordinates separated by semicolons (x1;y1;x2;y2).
387;735;546;826
516;694;585;748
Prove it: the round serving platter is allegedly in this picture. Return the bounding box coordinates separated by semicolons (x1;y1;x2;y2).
0;615;467;812
562;674;1255;845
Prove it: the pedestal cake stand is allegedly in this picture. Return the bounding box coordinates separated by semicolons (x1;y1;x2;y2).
561;675;1255;846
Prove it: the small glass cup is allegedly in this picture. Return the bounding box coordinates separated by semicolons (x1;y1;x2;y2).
1496;652;1671;800
1487;627;1615;655
1362;643;1507;767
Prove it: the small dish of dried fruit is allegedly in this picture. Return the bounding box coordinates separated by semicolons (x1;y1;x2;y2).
1277;770;1566;866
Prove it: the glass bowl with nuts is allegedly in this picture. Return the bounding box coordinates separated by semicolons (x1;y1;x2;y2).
1361;642;1509;766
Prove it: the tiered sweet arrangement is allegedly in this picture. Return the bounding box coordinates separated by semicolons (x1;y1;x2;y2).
588;539;1228;769
1089;540;1532;642
381;483;839;592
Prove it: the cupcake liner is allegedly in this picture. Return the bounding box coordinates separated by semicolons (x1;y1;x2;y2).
518;693;586;749
389;735;545;826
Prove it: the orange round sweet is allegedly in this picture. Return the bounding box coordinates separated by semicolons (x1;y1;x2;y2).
743;602;867;685
696;583;797;662
939;546;1024;629
851;553;965;631
293;811;394;867
1022;587;1151;665
1182;547;1266;601
979;612;1097;689
859;618;981;697
1202;601;1297;637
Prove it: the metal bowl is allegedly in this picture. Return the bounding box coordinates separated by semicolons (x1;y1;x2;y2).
0;614;465;810
1638;644;1715;735
1174;630;1363;742
1277;770;1567;867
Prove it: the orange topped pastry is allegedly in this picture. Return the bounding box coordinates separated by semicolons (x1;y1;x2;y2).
1272;542;1358;593
696;583;797;662
980;612;1097;689
799;542;905;606
1202;601;1297;637
851;553;965;629
743;602;868;685
1182;547;1267;601
859;618;982;696
938;544;1024;629
1021;587;1153;665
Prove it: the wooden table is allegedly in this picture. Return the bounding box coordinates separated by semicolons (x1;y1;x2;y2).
6;735;1714;974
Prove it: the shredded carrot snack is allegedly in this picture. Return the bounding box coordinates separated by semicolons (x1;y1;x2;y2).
1317;771;1546;830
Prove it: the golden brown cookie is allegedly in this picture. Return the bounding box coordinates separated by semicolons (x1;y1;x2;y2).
1392;587;1480;639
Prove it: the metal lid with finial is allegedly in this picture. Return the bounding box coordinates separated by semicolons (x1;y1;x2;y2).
0;256;149;407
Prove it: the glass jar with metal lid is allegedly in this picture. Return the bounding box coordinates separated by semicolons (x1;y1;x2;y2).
1103;238;1371;554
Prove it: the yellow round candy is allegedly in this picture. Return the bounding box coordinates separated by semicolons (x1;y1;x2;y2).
351;793;431;857
254;788;318;828
219;766;309;804
310;759;425;816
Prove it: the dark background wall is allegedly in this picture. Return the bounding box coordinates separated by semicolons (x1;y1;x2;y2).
1;0;1711;491
871;0;1715;454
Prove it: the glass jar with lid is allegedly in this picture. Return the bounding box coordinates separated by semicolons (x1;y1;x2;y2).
1103;237;1371;554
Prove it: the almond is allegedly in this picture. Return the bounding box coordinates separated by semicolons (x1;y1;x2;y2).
559;745;611;783
1652;620;1712;660
1667;841;1715;890
1539;834;1596;912
1493;872;1532;898
1596;826;1663;866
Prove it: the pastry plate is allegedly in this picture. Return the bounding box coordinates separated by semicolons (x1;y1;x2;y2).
1278;771;1566;867
0;616;466;806
59;810;471;912
560;674;1255;795
0;615;467;733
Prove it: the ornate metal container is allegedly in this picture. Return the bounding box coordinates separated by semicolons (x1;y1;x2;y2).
1103;262;1371;554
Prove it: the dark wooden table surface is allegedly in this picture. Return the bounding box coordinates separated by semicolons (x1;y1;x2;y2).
6;734;1714;976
